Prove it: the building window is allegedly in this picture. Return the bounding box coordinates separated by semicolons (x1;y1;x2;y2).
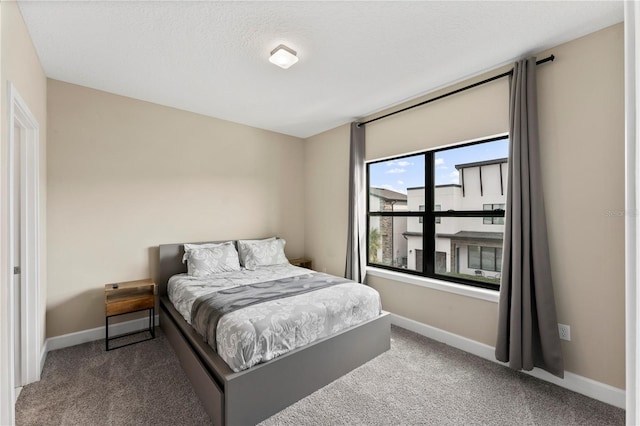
367;135;508;290
468;245;502;272
483;204;505;224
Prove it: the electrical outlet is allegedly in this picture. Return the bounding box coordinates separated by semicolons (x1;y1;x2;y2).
558;324;571;341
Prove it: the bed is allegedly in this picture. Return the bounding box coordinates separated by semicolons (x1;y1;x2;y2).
158;239;391;426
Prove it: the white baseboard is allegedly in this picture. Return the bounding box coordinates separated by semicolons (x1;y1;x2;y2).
390;313;626;409
39;341;47;376
46;315;159;353
39;313;626;409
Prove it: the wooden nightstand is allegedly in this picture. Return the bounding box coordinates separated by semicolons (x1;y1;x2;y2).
289;257;313;270
104;278;156;351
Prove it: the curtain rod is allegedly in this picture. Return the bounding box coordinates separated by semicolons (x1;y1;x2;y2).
357;54;555;127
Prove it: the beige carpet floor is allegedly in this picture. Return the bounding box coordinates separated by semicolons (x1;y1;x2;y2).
16;326;625;425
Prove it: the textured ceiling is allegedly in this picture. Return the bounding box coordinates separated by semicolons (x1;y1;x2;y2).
18;1;623;138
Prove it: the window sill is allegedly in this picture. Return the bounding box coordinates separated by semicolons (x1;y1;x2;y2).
365;267;500;304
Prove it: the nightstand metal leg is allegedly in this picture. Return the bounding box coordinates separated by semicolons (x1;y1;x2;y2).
149;306;155;338
104;307;155;351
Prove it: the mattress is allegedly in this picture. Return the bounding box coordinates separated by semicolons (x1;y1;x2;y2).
167;264;382;372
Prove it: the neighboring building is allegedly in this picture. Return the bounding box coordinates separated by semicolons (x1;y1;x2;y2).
369;188;408;268
404;158;507;280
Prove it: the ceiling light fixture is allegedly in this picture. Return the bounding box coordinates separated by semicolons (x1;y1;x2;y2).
269;44;298;69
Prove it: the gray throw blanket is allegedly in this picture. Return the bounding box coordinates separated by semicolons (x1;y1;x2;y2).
191;271;351;349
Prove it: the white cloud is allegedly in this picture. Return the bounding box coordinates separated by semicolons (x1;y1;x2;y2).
449;170;460;183
386;160;413;167
397;180;404;185
385;168;406;174
435;158;444;166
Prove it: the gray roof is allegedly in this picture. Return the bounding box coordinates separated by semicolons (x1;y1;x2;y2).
436;231;504;241
404;231;503;242
403;231;423;237
369;187;407;202
407;184;462;191
455;157;508;170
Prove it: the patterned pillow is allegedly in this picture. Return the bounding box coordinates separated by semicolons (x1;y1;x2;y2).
238;238;288;270
237;237;276;267
183;242;241;277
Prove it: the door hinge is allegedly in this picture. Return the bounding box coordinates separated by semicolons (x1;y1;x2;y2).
13;266;20;275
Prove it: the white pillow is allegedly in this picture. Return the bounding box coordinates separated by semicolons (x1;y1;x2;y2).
238;238;288;270
183;242;241;277
237;237;276;267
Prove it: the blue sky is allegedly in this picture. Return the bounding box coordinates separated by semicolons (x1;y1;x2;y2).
369;138;509;194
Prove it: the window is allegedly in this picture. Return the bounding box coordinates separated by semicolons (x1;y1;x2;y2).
367;135;508;290
435;251;446;273
468;246;502;272
483;204;505;225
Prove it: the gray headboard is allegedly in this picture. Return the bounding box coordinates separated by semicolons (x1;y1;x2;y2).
157;241;228;296
157;238;275;296
158;243;187;296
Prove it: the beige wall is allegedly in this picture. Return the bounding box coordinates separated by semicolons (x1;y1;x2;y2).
536;24;624;387
47;80;305;337
1;0;48;348
304;24;625;389
304;124;351;276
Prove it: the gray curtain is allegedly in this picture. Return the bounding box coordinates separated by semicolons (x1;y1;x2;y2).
495;57;564;378
345;122;367;283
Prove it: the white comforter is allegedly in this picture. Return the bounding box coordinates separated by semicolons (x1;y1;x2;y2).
167;264;382;372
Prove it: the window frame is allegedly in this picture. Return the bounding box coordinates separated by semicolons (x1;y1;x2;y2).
483;203;505;225
366;135;507;291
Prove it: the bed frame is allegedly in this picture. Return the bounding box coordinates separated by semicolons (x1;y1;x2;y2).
158;241;391;426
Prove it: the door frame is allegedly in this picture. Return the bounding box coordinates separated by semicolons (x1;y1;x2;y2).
626;3;640;424
0;82;41;425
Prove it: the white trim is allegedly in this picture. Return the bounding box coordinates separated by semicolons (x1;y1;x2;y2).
46;315;159;352
390;313;626;409
367;266;499;303
1;83;41;426
625;1;640;424
9;83;41;386
0;138;14;424
39;340;48;375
